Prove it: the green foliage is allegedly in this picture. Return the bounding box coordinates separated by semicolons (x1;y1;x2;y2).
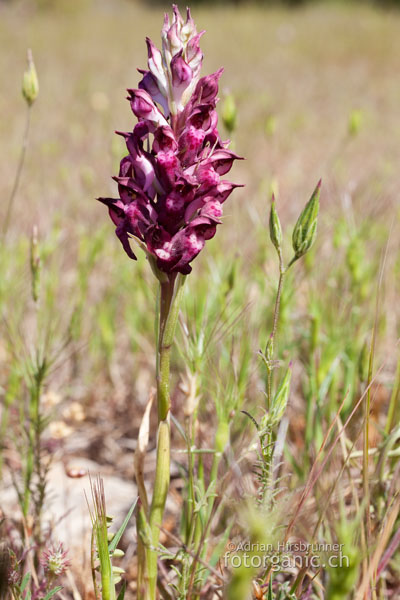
1;2;400;599
88;479;136;600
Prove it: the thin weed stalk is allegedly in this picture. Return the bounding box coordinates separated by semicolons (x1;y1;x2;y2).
2;49;38;240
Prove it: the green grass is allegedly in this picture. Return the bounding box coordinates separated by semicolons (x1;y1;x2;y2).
0;1;400;598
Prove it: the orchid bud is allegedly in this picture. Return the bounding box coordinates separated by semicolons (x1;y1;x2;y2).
127;89;168;128
170;51;193;111
290;180;321;265
269;195;282;253
22;49;39;106
222;94;237;134
145;38;167;92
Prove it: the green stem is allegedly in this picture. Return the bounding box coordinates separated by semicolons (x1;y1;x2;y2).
265;251;286;405
386;356;400;435
2;105;31;239
147;273;185;598
271;257;285;344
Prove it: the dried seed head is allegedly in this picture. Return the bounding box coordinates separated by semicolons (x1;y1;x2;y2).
22;49;39;106
40;543;70;576
291;180;321;264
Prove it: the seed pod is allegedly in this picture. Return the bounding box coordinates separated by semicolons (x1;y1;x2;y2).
222;94;237;134
291;180;321;264
269;195;282;253
22;49;39;106
112;566;125;574
111;548;125;558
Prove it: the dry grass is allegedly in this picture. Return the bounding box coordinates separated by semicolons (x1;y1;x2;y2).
1;1;400;598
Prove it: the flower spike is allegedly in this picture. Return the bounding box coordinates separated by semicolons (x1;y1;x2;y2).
98;5;242;276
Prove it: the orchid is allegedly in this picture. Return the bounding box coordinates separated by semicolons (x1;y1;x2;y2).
98;7;242;598
98;4;241;278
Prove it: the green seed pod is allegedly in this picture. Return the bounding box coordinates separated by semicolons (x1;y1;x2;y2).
111;549;125;558
222;94;237;135
22;49;39;106
291;180;321;264
112;566;125;574
269;195;282;253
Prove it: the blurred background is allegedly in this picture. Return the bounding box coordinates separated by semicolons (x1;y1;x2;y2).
1;0;400;248
1;0;400;595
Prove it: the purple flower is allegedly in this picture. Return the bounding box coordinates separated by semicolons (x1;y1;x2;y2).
99;4;242;276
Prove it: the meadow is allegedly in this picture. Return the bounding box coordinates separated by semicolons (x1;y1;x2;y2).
1;0;400;598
